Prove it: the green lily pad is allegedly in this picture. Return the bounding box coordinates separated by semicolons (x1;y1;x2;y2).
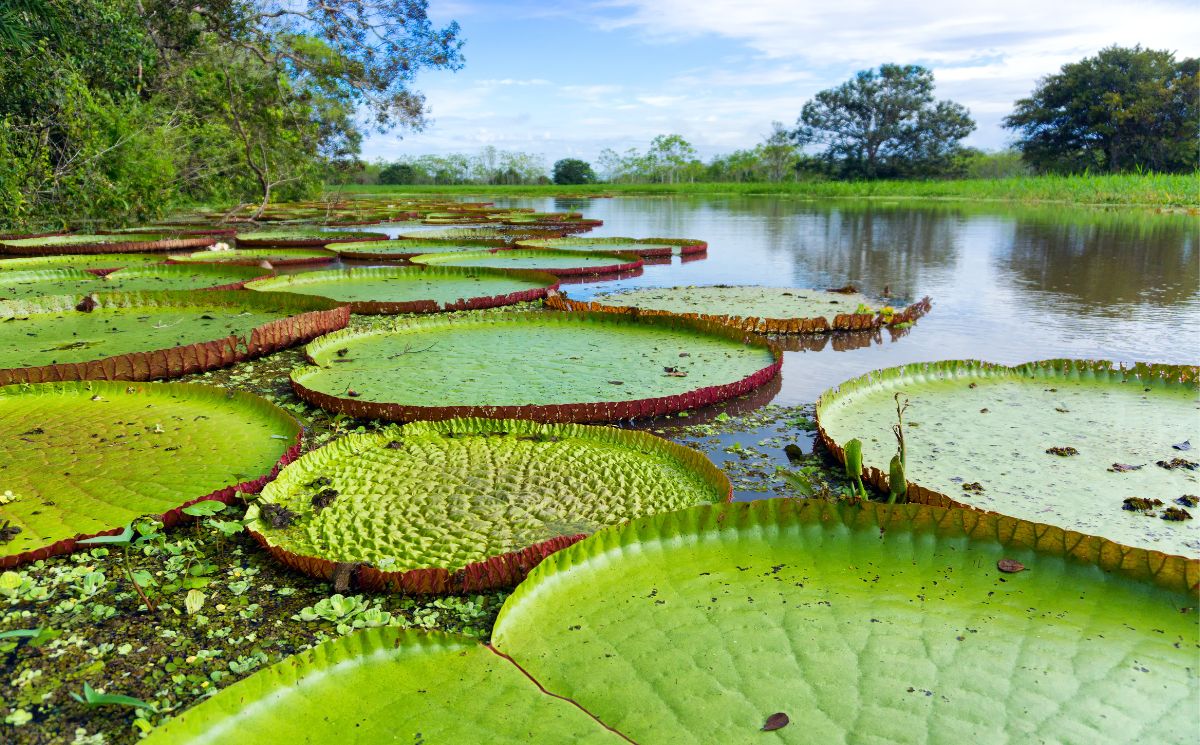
516;236;707;257
0;291;348;385
169;248;337;266
0;269;101;301
550;285;931;333
143;500;1198;743
0;233;216;255
491;499;1198;743
0;253;166;275
245;418;729;592
396;227;569;242
236;230;386;247
816;360;1200;557
331;238;507;260
244;266;558;314
412;249;643;277
142;629;619;744
0;380;300;566
291;311;781;422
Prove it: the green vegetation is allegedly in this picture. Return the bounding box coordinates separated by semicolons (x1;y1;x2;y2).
0;0;462;230
816;360;1200;557
552;158;597;185
342;172;1199;207
1005;45;1198;173
795;64;975;178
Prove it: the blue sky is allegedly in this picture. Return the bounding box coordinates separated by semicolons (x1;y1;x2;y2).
361;0;1200;165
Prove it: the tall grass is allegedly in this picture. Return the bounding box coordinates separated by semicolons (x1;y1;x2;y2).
337;173;1200;208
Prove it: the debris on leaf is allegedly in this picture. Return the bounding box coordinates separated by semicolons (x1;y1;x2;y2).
1045;446;1079;456
1108;463;1143;473
1172;440;1191;451
260;503;298;529
1162;507;1193;521
385;440;404;449
962;482;984;493
826;284;857;294
762;713;790;731
75;295;98;312
1175;495;1199;507
607;380;624;385
1157;458;1198;471
311;489;339;512
336;348;349;357
996;559;1025;573
0;521;21;544
346;389;360;398
1122;497;1163;514
305;476;332;490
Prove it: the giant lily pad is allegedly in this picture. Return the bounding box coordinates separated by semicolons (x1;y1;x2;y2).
397;227;570;242
244;266;558;314
142;629;619;744
329;238;506;260
0;291;348;385
245;418;730;592
169;248;337;266
143;500;1198;744
236;230;386;247
0;265;268;300
816;360;1200;557
491;499;1198;743
291;311;781;422
0;253;166;275
0;233;215;255
516;236;707;257
549;285;932;333
412;248;643;277
0;380;300;566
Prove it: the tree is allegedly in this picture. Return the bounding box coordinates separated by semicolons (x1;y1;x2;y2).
793;64;975;179
1004;45;1199;173
647;134;698;183
553;158;596;185
379;162;417;185
758;122;798;182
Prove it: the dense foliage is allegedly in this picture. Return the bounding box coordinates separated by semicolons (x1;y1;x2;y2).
368;146;548;185
551;158;596;185
1004;45;1199;174
0;0;462;230
793;64;976;179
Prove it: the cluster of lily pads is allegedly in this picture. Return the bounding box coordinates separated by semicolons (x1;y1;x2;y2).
1;198;1196;743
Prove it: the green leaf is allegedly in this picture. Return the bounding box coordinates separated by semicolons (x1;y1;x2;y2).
171;248;336;266
0;628;41;640
245;265;558;314
181;500;226;518
491;499;1198;743
816;359;1200;556
246;418;729;592
141;629;616;744
412;248;641;276
291;310;780;422
1;381;299;564
72;682;155;711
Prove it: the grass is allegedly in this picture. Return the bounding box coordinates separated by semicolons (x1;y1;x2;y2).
333;173;1200;208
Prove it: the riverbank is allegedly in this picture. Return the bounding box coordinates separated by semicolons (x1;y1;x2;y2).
334;173;1200;209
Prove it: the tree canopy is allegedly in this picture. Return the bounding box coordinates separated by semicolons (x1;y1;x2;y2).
0;0;462;229
1004;45;1198;174
552;159;596;185
793;64;975;179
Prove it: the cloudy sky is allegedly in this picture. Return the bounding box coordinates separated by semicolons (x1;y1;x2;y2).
361;0;1199;164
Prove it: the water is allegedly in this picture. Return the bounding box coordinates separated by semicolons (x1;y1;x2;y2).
445;197;1198;405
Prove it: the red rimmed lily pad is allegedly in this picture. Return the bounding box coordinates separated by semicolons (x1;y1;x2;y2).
411;248;643;277
168;248;337;266
549;285;932;333
0;233;216;256
329;238;507;260
0;380;301;567
290;310;781;422
244;265;558;314
244;418;730;593
235;230;386;247
0;291;348;385
816;359;1200;558
0;252;168;276
516;236;707;257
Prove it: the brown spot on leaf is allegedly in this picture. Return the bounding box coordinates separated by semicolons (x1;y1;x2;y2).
1108;463;1143;473
75;296;98;312
1045;446;1079;457
962;482;984;493
260;503;297;529
1122;497;1163;513
1157;458;1198;471
997;559;1025;573
762;713;790;732
1162;507;1193;521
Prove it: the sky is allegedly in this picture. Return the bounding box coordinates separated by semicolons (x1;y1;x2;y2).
361;0;1200;165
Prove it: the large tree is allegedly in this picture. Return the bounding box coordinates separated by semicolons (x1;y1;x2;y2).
0;0;462;228
1004;45;1198;174
793;64;975;179
552;158;596;185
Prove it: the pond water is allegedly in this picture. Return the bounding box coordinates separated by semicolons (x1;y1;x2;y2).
349;197;1199;406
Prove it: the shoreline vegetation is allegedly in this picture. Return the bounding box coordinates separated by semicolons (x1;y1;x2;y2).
333;173;1200;209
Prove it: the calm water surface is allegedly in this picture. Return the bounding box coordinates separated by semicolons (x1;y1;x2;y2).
383;197;1198;405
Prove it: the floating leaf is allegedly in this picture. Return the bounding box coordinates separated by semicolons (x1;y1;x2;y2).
762;713;790;732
